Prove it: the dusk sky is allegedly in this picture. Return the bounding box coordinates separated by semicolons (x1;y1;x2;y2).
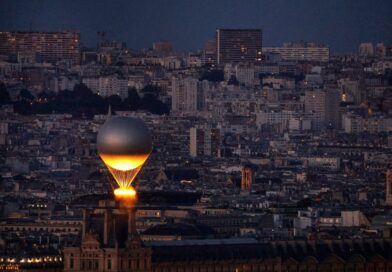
1;0;392;52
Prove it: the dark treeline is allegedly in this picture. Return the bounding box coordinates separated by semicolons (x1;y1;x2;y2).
199;69;224;82
0;83;170;118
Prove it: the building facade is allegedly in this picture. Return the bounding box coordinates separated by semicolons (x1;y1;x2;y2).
171;77;204;114
216;29;262;65
82;75;128;99
0;31;80;64
189;126;220;158
263;42;329;62
64;201;392;272
386;169;392;206
241;165;254;192
304;89;341;130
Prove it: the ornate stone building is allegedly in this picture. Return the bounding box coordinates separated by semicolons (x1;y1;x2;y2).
64;200;392;272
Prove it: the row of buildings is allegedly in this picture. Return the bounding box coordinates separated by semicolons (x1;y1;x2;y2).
0;30;333;66
0;28;392;271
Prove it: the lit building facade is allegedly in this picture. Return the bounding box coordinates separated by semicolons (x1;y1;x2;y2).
216;29;262;64
386;169;392;206
202;39;216;65
263;42;329;62
82;75;128;99
241;165;254;192
152;41;174;56
64;201;152;272
0;31;80;64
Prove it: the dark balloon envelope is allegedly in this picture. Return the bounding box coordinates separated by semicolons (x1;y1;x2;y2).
97;116;152;155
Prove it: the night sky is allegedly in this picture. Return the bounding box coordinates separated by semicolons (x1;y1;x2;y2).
1;0;391;52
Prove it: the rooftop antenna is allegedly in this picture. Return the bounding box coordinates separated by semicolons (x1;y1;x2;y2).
97;31;106;49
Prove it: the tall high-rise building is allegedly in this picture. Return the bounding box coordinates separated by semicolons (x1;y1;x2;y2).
202;39;216;65
216;29;262;65
0;31;80;64
190;126;220;158
171;77;204;114
386;169;392;206
304;89;341;130
359;42;374;57
152;41;174;56
375;43;387;58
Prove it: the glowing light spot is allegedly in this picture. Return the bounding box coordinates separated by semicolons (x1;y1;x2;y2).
114;188;136;197
99;154;149;171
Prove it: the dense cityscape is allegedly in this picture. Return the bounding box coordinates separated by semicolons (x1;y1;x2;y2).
1;3;392;271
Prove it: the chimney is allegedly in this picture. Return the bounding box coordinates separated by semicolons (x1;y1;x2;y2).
82;209;90;240
128;208;137;239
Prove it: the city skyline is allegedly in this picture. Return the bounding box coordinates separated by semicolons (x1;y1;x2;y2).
1;1;392;271
1;0;392;52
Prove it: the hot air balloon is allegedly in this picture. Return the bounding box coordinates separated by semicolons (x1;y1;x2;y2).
97;116;152;198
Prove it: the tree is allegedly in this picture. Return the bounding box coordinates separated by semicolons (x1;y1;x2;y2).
126;88;141;111
36;91;53;101
141;93;169;115
73;83;94;99
228;75;239;86
19;89;34;101
297;198;312;208
105;95;126;111
11;82;170;117
200;69;224;82
0;82;11;105
385;68;392;85
140;84;161;97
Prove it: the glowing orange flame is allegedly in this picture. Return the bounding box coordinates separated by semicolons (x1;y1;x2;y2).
114;187;136;197
99;154;149;171
114;187;137;206
99;153;149;199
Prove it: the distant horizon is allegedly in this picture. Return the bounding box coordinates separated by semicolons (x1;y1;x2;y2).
1;0;392;53
0;28;386;54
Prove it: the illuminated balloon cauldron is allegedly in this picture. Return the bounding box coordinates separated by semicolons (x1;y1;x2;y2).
97;116;152;199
